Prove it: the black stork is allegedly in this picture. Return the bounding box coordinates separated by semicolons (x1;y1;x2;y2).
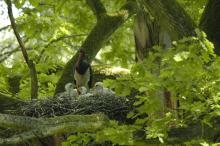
74;49;93;89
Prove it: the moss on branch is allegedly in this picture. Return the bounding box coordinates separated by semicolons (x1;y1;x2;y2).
0;114;108;145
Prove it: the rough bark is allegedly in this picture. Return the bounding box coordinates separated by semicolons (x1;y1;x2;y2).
134;7;159;61
200;0;220;55
142;0;196;39
54;0;135;94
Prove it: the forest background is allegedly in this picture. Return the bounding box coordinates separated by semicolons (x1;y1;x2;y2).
0;0;220;145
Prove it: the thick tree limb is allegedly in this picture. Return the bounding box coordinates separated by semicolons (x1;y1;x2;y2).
0;113;42;129
0;121;105;145
86;0;106;19
0;113;107;129
0;113;108;145
55;0;135;94
6;0;38;99
0;111;219;145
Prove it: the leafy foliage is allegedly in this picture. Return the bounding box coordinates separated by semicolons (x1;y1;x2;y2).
177;0;207;24
1;0;220;145
103;31;220;144
58;31;220;145
1;0;95;98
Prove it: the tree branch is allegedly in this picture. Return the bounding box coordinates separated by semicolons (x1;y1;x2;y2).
6;0;38;99
0;111;219;145
35;34;87;63
55;0;136;94
86;0;106;19
45;34;87;48
0;38;29;63
0;48;20;63
0;113;108;145
0;25;10;32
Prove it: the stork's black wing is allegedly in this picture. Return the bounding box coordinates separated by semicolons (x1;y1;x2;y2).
88;65;93;88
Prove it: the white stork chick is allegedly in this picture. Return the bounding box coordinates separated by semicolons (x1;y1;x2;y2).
94;82;115;96
77;86;93;98
65;83;79;98
78;86;87;95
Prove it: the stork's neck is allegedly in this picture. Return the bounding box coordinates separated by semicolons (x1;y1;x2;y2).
75;52;90;74
76;53;84;67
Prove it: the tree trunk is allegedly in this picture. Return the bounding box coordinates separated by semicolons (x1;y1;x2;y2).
200;0;220;55
134;0;196;110
142;0;196;39
54;1;135;94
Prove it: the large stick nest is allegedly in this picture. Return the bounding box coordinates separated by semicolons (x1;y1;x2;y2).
15;93;132;123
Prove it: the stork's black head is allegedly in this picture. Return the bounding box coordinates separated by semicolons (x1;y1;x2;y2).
75;48;90;74
79;48;85;56
77;49;87;64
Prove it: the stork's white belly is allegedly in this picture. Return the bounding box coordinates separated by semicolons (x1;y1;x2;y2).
74;68;90;88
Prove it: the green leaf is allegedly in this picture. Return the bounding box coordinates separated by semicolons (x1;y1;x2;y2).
29;0;40;7
138;86;148;92
173;51;189;62
14;0;26;9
